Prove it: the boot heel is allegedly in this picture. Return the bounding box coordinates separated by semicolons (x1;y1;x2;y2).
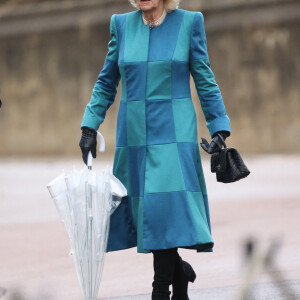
187;268;196;283
183;261;196;283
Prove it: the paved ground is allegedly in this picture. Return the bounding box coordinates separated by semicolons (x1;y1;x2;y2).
0;155;299;300
101;281;300;300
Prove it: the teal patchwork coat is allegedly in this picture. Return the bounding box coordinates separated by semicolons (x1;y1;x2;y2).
81;8;231;253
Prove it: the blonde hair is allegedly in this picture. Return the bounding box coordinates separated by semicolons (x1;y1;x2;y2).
128;0;180;12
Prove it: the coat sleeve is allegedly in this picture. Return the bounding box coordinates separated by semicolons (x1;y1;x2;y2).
189;12;231;138
81;14;121;130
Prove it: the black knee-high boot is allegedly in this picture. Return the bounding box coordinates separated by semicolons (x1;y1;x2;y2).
171;254;196;300
151;248;178;300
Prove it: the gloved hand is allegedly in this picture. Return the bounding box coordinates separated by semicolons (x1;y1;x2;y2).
200;131;229;154
79;127;97;165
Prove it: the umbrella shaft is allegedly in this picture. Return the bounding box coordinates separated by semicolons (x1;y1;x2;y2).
86;180;93;299
88;219;93;299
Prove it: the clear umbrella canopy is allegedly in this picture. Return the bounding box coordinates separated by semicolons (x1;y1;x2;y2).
47;162;126;300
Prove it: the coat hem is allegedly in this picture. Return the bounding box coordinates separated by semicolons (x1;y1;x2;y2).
106;242;214;254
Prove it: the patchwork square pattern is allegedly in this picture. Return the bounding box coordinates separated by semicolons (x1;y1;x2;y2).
103;9;224;254
172;61;191;99
172;98;198;143
127;101;146;146
146;61;172;100
130;196;140;231
130;196;150;253
118;63;127;101
124;11;150;62
148;10;183;62
124;62;147;101
144;143;185;193
202;194;211;231
115;14;126;64
195;145;207;194
172;11;195;61
187;191;208;224
113;147;130;194
106;195;137;251
177;142;201;192
146;100;176;145
186;191;212;242
128;146;146;197
143;191;199;250
116;101;127;147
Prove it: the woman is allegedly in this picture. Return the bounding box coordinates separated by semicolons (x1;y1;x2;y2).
79;0;231;299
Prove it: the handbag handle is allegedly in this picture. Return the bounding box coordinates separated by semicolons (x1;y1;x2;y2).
216;132;227;149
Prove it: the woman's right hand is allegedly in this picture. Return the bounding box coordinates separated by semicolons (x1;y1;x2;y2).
79;127;97;165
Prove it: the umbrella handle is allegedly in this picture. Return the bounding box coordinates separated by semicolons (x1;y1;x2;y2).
87;132;105;168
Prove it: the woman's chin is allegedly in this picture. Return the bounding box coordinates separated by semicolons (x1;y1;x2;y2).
141;7;153;12
139;2;153;11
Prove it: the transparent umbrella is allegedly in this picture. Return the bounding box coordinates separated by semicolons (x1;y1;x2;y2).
47;133;126;300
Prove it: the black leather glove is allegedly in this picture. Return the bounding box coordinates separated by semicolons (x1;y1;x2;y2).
200;131;229;154
79;127;97;165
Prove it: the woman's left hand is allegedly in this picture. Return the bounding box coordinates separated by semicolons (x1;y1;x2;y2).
200;131;229;154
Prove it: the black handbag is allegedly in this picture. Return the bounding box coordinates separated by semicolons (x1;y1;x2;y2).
210;136;250;183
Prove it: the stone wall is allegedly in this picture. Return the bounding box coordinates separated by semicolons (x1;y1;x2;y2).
194;0;300;153
0;0;299;156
